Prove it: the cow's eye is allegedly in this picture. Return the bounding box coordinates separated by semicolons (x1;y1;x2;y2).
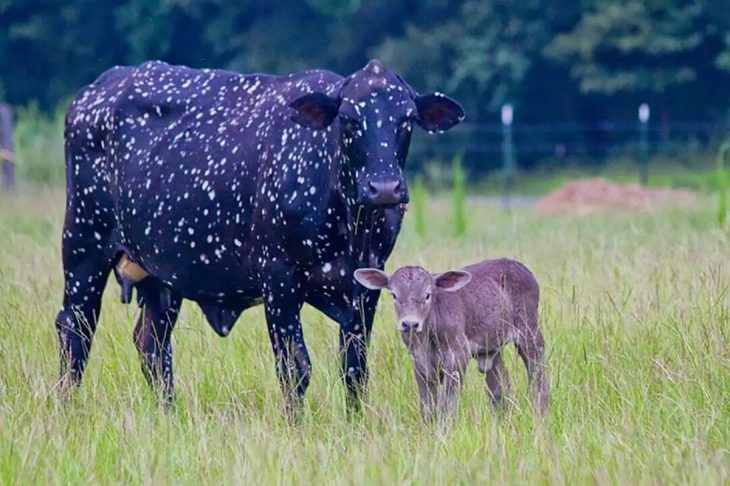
341;116;361;133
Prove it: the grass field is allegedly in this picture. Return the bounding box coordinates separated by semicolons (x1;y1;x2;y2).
0;187;728;484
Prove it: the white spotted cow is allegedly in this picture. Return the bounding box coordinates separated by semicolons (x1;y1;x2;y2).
56;59;464;412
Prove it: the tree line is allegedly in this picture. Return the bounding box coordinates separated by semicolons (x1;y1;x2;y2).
1;0;728;171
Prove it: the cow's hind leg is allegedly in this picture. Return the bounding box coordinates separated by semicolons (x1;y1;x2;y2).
133;279;182;403
55;219;115;392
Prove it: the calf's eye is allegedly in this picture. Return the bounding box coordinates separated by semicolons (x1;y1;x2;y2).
425;293;431;302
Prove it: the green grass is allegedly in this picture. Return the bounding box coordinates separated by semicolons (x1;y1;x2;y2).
469;155;722;197
0;188;728;484
451;154;467;237
717;143;729;229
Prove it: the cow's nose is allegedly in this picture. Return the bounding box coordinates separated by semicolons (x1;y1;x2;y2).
366;178;407;205
399;320;421;332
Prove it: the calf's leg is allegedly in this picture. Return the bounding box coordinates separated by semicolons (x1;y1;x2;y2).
516;327;549;413
481;351;511;408
133;279;182;403
413;362;438;422
438;351;469;423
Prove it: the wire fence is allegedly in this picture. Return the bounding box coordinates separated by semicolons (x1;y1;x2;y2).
410;120;730;169
2;98;729;192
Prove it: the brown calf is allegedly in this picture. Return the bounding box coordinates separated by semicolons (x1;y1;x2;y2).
355;258;549;421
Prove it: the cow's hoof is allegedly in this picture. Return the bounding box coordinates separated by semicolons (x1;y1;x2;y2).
120;280;134;304
159;287;172;311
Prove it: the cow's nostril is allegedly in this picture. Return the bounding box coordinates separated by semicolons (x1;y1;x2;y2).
367;181;378;195
364;178;406;204
394;180;404;195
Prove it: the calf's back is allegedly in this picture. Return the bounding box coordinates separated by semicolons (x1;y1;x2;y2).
433;258;540;347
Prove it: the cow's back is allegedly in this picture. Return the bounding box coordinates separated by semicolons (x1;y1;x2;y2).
64;61;347;300
64;65;135;202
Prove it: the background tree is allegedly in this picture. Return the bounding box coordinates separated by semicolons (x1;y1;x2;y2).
1;0;728;173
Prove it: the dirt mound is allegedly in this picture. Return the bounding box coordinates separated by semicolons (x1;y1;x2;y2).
535;178;702;215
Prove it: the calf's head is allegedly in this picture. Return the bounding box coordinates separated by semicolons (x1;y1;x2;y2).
289;60;464;207
354;266;471;333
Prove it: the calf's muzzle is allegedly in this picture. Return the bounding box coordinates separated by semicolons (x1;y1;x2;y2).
399;320;423;333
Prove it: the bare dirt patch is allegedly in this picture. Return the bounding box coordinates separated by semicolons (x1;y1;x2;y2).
535;178;702;215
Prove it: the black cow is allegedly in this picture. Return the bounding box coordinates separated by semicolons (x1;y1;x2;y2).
56;60;464;411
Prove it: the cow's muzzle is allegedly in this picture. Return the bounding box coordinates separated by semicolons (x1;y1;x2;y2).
360;177;408;206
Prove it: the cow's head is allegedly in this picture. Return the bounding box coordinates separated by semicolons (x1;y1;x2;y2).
289;60;465;207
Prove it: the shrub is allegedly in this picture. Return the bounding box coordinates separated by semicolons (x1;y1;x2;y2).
15;104;65;186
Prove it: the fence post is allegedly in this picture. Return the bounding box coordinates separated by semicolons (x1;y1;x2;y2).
0;103;15;191
638;103;650;187
501;103;515;209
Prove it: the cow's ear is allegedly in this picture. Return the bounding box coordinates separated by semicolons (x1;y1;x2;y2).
354;268;389;290
289;92;340;129
415;93;465;132
434;270;471;292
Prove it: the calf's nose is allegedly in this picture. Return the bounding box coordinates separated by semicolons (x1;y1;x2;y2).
399;320;421;332
366;177;407;205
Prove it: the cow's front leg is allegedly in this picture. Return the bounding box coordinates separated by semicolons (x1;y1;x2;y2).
340;288;379;413
133;279;182;404
262;269;311;415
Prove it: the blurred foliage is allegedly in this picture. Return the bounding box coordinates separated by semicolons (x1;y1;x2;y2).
546;2;705;94
0;0;728;176
14;104;65;185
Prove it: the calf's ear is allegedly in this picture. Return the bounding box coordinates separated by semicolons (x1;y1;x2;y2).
415;93;465;132
434;270;471;292
354;268;390;290
289;92;340;129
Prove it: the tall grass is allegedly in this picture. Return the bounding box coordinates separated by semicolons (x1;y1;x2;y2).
451;153;466;237
2;189;727;484
410;176;427;238
717;142;729;229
